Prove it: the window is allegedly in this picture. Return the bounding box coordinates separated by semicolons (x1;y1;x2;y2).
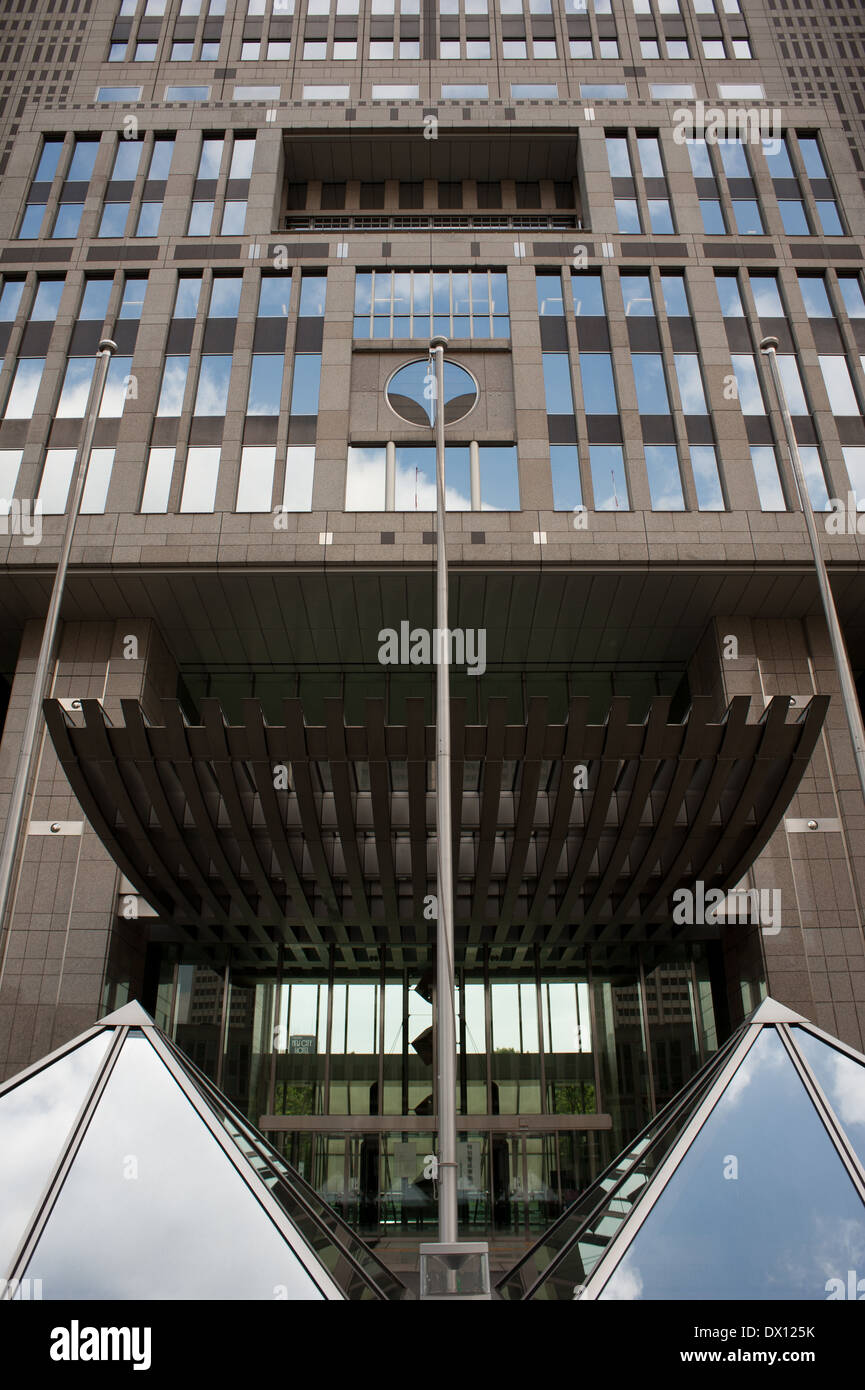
441;85;488;98
542;355;574;415
57;359;96;418
81;449;115;514
175;277;202;319
172;42;195;60
606;137;632;178
197;137;224;180
645;445;684;509
258;275;292;317
98;202;129;238
120;276;148;319
551;445;581;510
843;449;865;508
52;203;85;239
141;447;176;512
716;84;764;100
580;84;627;99
660;274;689;317
690;445;724;510
511;85;558;99
797;138;827;180
237;445;276;511
149;139;175;180
579;354;618;413
732;39;751;58
346;446;386;509
4;360;44;418
220;201;246;234
590;445;628;509
536;273;564;318
778;202;810;235
354;270;508;340
731;200;764;235
838;278;865;320
648;200;674;233
572;274;605;317
749;275;784;319
37;449;76;514
815;202;843;237
775;357;808;416
303;86;350;99
373;85;419;99
615;200;641;233
30;280;65;320
97;87;143;102
299;275;327;317
620;275;654;317
797;276;832;319
479;444;519;510
569;41;591;59
137;202;162;236
156;356;190;416
632;356;670;414
715;274;744;317
165;86;210;100
109;44;126;61
730;355;766;414
268;40;292;59
180;446;221;512
209;277;242;318
665;43;689;60
818;358;860;416
640;40;659;59
188;201;213;235
333;41;356;58
717;140;750;181
100;356;134;418
700;200;726;234
109;142;143;182
65;138;106;181
0;281;25;323
637;137;664;179
0;451;23;509
247;355;284;415
80;280;113;321
229;138;256;181
702;39;725;58
750;445;786;510
674;356;708;413
290;355;321;415
194;357;232;415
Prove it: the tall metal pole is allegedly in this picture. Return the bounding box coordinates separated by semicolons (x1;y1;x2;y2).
760;335;865;804
0;339;117;937
430;334;458;1245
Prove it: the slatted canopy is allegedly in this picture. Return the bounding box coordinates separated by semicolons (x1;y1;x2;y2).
43;692;828;969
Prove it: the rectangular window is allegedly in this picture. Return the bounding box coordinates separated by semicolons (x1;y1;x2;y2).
258;275;292;317
536;273;564;317
797;137;827;180
97;87;143;102
797;276;832;318
633;356;670;414
0;280;24;322
606;136;632;178
778;202;809;236
731;200;764;235
542;355;574;414
174;277;202;319
674;355;708;413
715;274;744;317
98;203;130;238
57;359;96;418
815;201;843;237
551;445;581;510
79;279;113;322
197;137;224;180
180;446;221;512
33;139;64;184
731;355;765;415
843;448;865;509
188;202;213;235
165;86;210;101
52;204;84;239
220;201;247;234
290;355;321;415
237;444;276;511
620;275;654;316
247;355;284;415
818;357;860;415
686;140;714;179
572;274;605;317
690;445;725;510
299;274;327;317
156;356;190;416
141;446;176;512
100;356;133;417
283;445;315;511
37;449;76;514
81;448;115;514
660;274;689;317
699;200;726;234
750;444;786;511
590;445;628;510
209;277;243;318
579;354;618;413
799;445;830;512
838;277;865;320
67;139;100;183
353;270;507;339
346;445;386;510
149;139;175;181
194;356;232;415
229;136;256;181
645;444;684;509
136;202;162;236
648;200;675;234
615;200;641;233
749;275;784;319
109;141;143;182
776;357;808;415
4;359;44;418
479;444;519;511
30;280;66;321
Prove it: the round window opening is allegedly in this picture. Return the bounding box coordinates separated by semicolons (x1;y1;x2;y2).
385;359;479;428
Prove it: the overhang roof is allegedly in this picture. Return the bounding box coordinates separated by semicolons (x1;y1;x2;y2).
44;691;828;968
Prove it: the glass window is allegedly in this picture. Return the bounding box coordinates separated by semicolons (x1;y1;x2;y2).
109;142;143;182
797;276;833;318
479;443;519;510
98;202;129;238
686;140;713;179
637;137;664;179
220;201;247;234
180;446;221;512
283;445;315;511
172;41;194;60
56;359;96;418
268;41;292;59
776;356;808;415
606;137;632;178
690;444;724;510
761;137;794;179
580;84;627;99
666;41;689;59
615;200;641;233
750;444;786;510
194;356;232;415
4;359;44;418
147;138;174;182
640;39;659;59
0;281;25;322
590;444;628;509
838;277;865;320
731;200;764;235
842;448;865;507
209;277;242;317
67;140;100;183
156;356;189;416
346;445;386;510
33;138;64;184
551;444;581;510
242;40;261;60
229;137;256;181
715;274;744;317
52;204;84;238
290;355;321;415
511;84;558;99
18;205;46;239
37;448;76;513
247;355;284;415
136;202;162;236
174;277;202;319
536;273;564;317
717;140;750;180
237;444;276;511
797;445;830;512
797;136;828;180
80;279;113;321
660;274;689;317
197;137;224;180
816;201;843;236
580;354;618;413
731;355;765;414
100;356;133;418
441;85;488;99
620;275;654;317
818;357;860;415
699;200;726;234
632;355;670;413
81;448;115;514
778;201;809;235
645;444;684;509
569;41;591;59
299;275;327;317
258;275;292;317
702;38;725;58
542;355;574;414
674;355;707;413
188;201;213;235
141;446;175;512
749;275;784;319
31;280;66;321
97;87;143;102
572;274;605;317
165;85;210;101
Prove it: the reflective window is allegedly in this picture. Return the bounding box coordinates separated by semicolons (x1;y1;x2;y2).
590;444;629;509
109;141;143;182
299;275;327;317
699;200;725;234
536;273;564;317
750;275;784;319
220;201;247;234
188;201;213;235
0;280;25;322
816;201;843;236
4;359;45;418
731;355;766;414
247;355;284;415
615;200;641;233
37;448;76;513
731;200;764;235
141;446;175;511
258;275;292;317
690;445;724;510
542;355;574;414
100;356;134;418
579;354;618;413
776;356;808;415
797;136;828;180
56;359;96;418
843;448;865;509
686;139;713;178
346;445;386;510
52;204;84;238
229;136;256;181
606;137;632;178
717;139;750;179
479;443;519;510
237;444;276;511
660;274;689;317
31;280;65;320
550;444;581;510
354;270;507;339
632;355;670;414
194;356;232;415
761;137;794;178
80;279;113;321
637;137;664;179
67;139;100;183
819;357;860;415
645;444;684;510
156;356;189;416
778;201;809;235
136;202;162;236
798;445;831;512
33;138;64;184
797;276;833;318
98;202;129;237
81;448;115;513
674;355;707;413
174;277;202;319
209;277;243;318
283;445;315;511
572;274;605;316
620;275;654;317
180;446;221;511
750;444;786;510
197;137;224;179
838;277;865;320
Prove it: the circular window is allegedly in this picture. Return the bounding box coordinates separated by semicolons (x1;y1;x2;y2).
385;359;478;428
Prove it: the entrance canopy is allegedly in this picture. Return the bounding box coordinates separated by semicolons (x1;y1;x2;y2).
0;1001;409;1301
497;998;865;1300
44;692;827;967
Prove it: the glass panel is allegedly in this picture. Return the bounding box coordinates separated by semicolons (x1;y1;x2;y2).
776;356;808;415
209;277;242;318
690;445;724;511
599;1029;865;1300
750;445;786;511
247;355;284;415
579;354;617;413
674;355;707;413
4;360;45;418
572;275;605;317
180;446;220;512
798;136;828;180
590;445;628;510
838;277;865;320
551;444;581;510
156;356;189;416
750;275;784;319
620;275;653;317
731;355;765;414
0;280;25;322
56;358;96;417
23;1033;327;1299
479;444;519;510
174;277;202;318
819;357;860;415
542;354;573;414
490;980;541;1114
799;445;830;512
141;446;175;512
197;137;224;179
798;276;833;318
0;1032;111;1272
283;445;315;511
237;445;276;511
645;445;684;509
660;275;689;317
81;448;115;513
31;281;65;319
346;446;386;510
120;276;147;319
194;356;232;415
632;356;669;414
291;355;321;415
793;1028;865;1171
80;279;112;321
259;275;292;317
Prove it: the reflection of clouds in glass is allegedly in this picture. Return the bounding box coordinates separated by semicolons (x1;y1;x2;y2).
157;358;188;416
346;448;385;510
0;1032;111;1270
394;461;470;511
194;359;231;416
601;1260;644;1300
58;360;95;417
725;1030;786;1109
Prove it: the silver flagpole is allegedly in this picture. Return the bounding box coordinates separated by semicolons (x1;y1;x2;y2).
0;338;117;936
760;335;865;804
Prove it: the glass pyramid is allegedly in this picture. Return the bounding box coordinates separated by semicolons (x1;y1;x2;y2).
0;1002;409;1301
498;998;865;1301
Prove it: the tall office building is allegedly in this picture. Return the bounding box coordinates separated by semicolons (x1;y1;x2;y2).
0;0;864;1269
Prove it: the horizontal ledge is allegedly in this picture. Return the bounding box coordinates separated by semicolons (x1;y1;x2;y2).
258;1112;614;1132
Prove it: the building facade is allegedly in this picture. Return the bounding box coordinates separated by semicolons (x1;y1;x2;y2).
1;0;865;1263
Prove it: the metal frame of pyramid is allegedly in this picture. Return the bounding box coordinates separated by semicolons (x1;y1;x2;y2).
497;997;865;1301
0;1001;410;1301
